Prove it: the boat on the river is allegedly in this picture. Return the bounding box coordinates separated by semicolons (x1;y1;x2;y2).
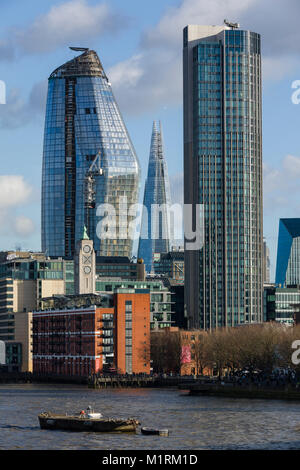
141;427;169;436
38;407;140;433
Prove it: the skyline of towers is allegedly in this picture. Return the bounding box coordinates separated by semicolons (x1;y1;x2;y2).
138;121;172;272
39;33;268;330
41;49;140;259
183;24;263;330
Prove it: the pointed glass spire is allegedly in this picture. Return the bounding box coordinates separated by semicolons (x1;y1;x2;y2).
138;121;172;272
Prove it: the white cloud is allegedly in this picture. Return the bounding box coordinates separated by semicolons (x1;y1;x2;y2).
0;81;47;129
109;0;300;115
2;0;299;119
141;0;255;49
282;154;300;178
108;0;258;114
0;175;32;208
15;0;122;55
13;216;35;237
109;55;144;88
0;176;36;239
263;155;300;212
0;0;127;61
262;56;299;81
109;50;182;114
0;1;125;127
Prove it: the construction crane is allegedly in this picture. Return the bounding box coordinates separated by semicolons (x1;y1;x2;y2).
74;117;105;238
84;150;104;237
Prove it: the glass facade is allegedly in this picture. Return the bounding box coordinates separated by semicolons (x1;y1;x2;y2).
264;285;300;325
95;256;138;280
184;26;263;329
42;49;140;258
153;250;184;281
275;218;300;286
5;343;22;371
0;259;64;281
138;121;172;272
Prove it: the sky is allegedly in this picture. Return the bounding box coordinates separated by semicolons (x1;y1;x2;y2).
0;0;300;280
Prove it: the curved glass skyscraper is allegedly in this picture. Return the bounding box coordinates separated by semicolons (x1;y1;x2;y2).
42;49;140;258
138;121;172;272
183;25;263;329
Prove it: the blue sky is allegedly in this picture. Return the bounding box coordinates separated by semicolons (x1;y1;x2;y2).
0;0;300;280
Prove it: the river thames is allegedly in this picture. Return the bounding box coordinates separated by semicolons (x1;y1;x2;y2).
1;384;300;450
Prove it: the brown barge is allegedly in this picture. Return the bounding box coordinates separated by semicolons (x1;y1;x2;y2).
38;412;140;433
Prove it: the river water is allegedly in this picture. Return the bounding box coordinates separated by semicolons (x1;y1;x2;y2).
1;384;300;450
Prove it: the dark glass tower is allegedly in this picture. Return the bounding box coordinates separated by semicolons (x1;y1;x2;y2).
138;121;172;272
42;49;140;258
275;218;300;287
183;25;263;329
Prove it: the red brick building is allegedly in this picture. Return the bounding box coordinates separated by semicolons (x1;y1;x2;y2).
32;290;150;376
114;291;150;375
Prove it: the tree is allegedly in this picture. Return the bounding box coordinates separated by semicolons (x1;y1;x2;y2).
205;329;229;378
151;329;182;374
191;332;212;375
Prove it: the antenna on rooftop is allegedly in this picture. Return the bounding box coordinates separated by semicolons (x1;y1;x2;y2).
224;19;240;29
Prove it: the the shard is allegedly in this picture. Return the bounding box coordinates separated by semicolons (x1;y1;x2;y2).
138;121;172;272
41;48;140;258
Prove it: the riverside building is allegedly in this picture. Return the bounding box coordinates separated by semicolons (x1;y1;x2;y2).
32;291;150;376
0;251;69;371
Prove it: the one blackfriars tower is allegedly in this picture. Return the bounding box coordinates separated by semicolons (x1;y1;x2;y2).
42;48;140;258
183;24;263;329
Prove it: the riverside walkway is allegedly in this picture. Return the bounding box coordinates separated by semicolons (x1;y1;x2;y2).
88;374;197;388
0;371;198;388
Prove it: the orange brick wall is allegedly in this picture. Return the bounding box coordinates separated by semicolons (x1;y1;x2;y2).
114;292;150;374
